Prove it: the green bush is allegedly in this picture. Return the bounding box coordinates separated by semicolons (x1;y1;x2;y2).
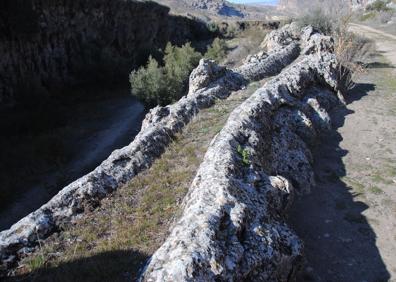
366;0;392;12
297;8;334;35
204;38;228;63
163;42;201;101
207;22;220;34
130;43;201;107
130;56;166;106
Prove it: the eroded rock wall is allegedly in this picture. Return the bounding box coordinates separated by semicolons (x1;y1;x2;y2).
140;28;344;281
0;0;211;106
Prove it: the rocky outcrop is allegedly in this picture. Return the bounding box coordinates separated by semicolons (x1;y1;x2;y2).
0;0;212;106
186;0;244;17
0;26;301;271
140;28;344;281
261;22;300;51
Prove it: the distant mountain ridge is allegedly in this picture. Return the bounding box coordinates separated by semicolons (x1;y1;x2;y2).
278;0;374;10
151;0;281;20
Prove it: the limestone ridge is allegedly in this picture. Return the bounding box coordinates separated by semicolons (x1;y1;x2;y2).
0;28;301;271
140;26;344;281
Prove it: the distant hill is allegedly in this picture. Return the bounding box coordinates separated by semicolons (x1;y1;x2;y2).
278;0;374;10
150;0;283;20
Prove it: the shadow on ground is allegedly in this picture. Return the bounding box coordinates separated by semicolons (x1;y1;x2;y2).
366;62;395;69
289;82;391;281
6;250;148;282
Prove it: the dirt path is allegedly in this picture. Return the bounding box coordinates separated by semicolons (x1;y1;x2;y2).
289;25;396;281
0;96;144;230
350;23;396;67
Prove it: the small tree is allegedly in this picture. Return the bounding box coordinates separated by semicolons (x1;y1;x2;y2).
129;56;165;106
366;0;392;12
130;43;202;107
205;38;227;63
164;42;201;100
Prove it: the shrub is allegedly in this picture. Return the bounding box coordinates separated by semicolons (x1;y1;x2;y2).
129;56;166;106
207;22;220;34
297;8;334;35
130;43;202;106
205;38;228;63
366;0;392;12
297;1;374;90
163;42;201;101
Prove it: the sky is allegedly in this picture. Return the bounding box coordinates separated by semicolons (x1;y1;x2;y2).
229;0;278;4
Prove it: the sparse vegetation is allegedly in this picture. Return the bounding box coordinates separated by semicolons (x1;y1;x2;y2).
15;80;263;281
237;145;250;166
130;39;230;107
204;38;228;62
130;42;201;106
297;1;375;90
297;8;333;35
366;0;392;12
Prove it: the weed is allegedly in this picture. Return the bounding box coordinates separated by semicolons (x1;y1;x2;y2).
371;174;393;185
237;145;250;166
369;185;384;195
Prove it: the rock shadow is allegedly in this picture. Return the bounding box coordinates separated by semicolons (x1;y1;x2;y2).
218;6;244;18
288;82;390;281
5;250;148;282
366;62;395;69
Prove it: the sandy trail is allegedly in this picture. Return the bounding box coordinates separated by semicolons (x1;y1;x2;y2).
350;23;396;67
289;25;396;281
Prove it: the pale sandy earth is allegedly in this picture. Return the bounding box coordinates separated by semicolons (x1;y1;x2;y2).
289;24;396;281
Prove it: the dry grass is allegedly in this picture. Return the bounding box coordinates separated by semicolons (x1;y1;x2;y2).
223;28;269;67
9;82;263;282
297;1;375;91
334;16;375;90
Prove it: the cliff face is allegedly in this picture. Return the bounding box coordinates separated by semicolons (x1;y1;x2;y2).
0;0;212;106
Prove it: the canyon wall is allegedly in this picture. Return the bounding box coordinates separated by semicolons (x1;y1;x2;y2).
0;0;212;107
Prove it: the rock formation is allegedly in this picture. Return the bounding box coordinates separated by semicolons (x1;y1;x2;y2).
0;26;301;271
188;0;244;17
140;26;344;281
0;0;212;106
154;0;246;17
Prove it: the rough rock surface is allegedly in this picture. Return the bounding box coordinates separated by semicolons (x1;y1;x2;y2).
261;22;301;51
141;29;343;281
187;0;244;17
0;27;301;271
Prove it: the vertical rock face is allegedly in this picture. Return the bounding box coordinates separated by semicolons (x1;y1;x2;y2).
0;0;212;106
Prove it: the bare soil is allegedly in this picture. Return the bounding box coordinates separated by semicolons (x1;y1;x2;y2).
290;24;396;282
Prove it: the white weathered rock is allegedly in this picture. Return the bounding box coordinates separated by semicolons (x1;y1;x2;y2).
141;32;343;281
236;42;300;81
0;33;301;270
261;22;301;51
